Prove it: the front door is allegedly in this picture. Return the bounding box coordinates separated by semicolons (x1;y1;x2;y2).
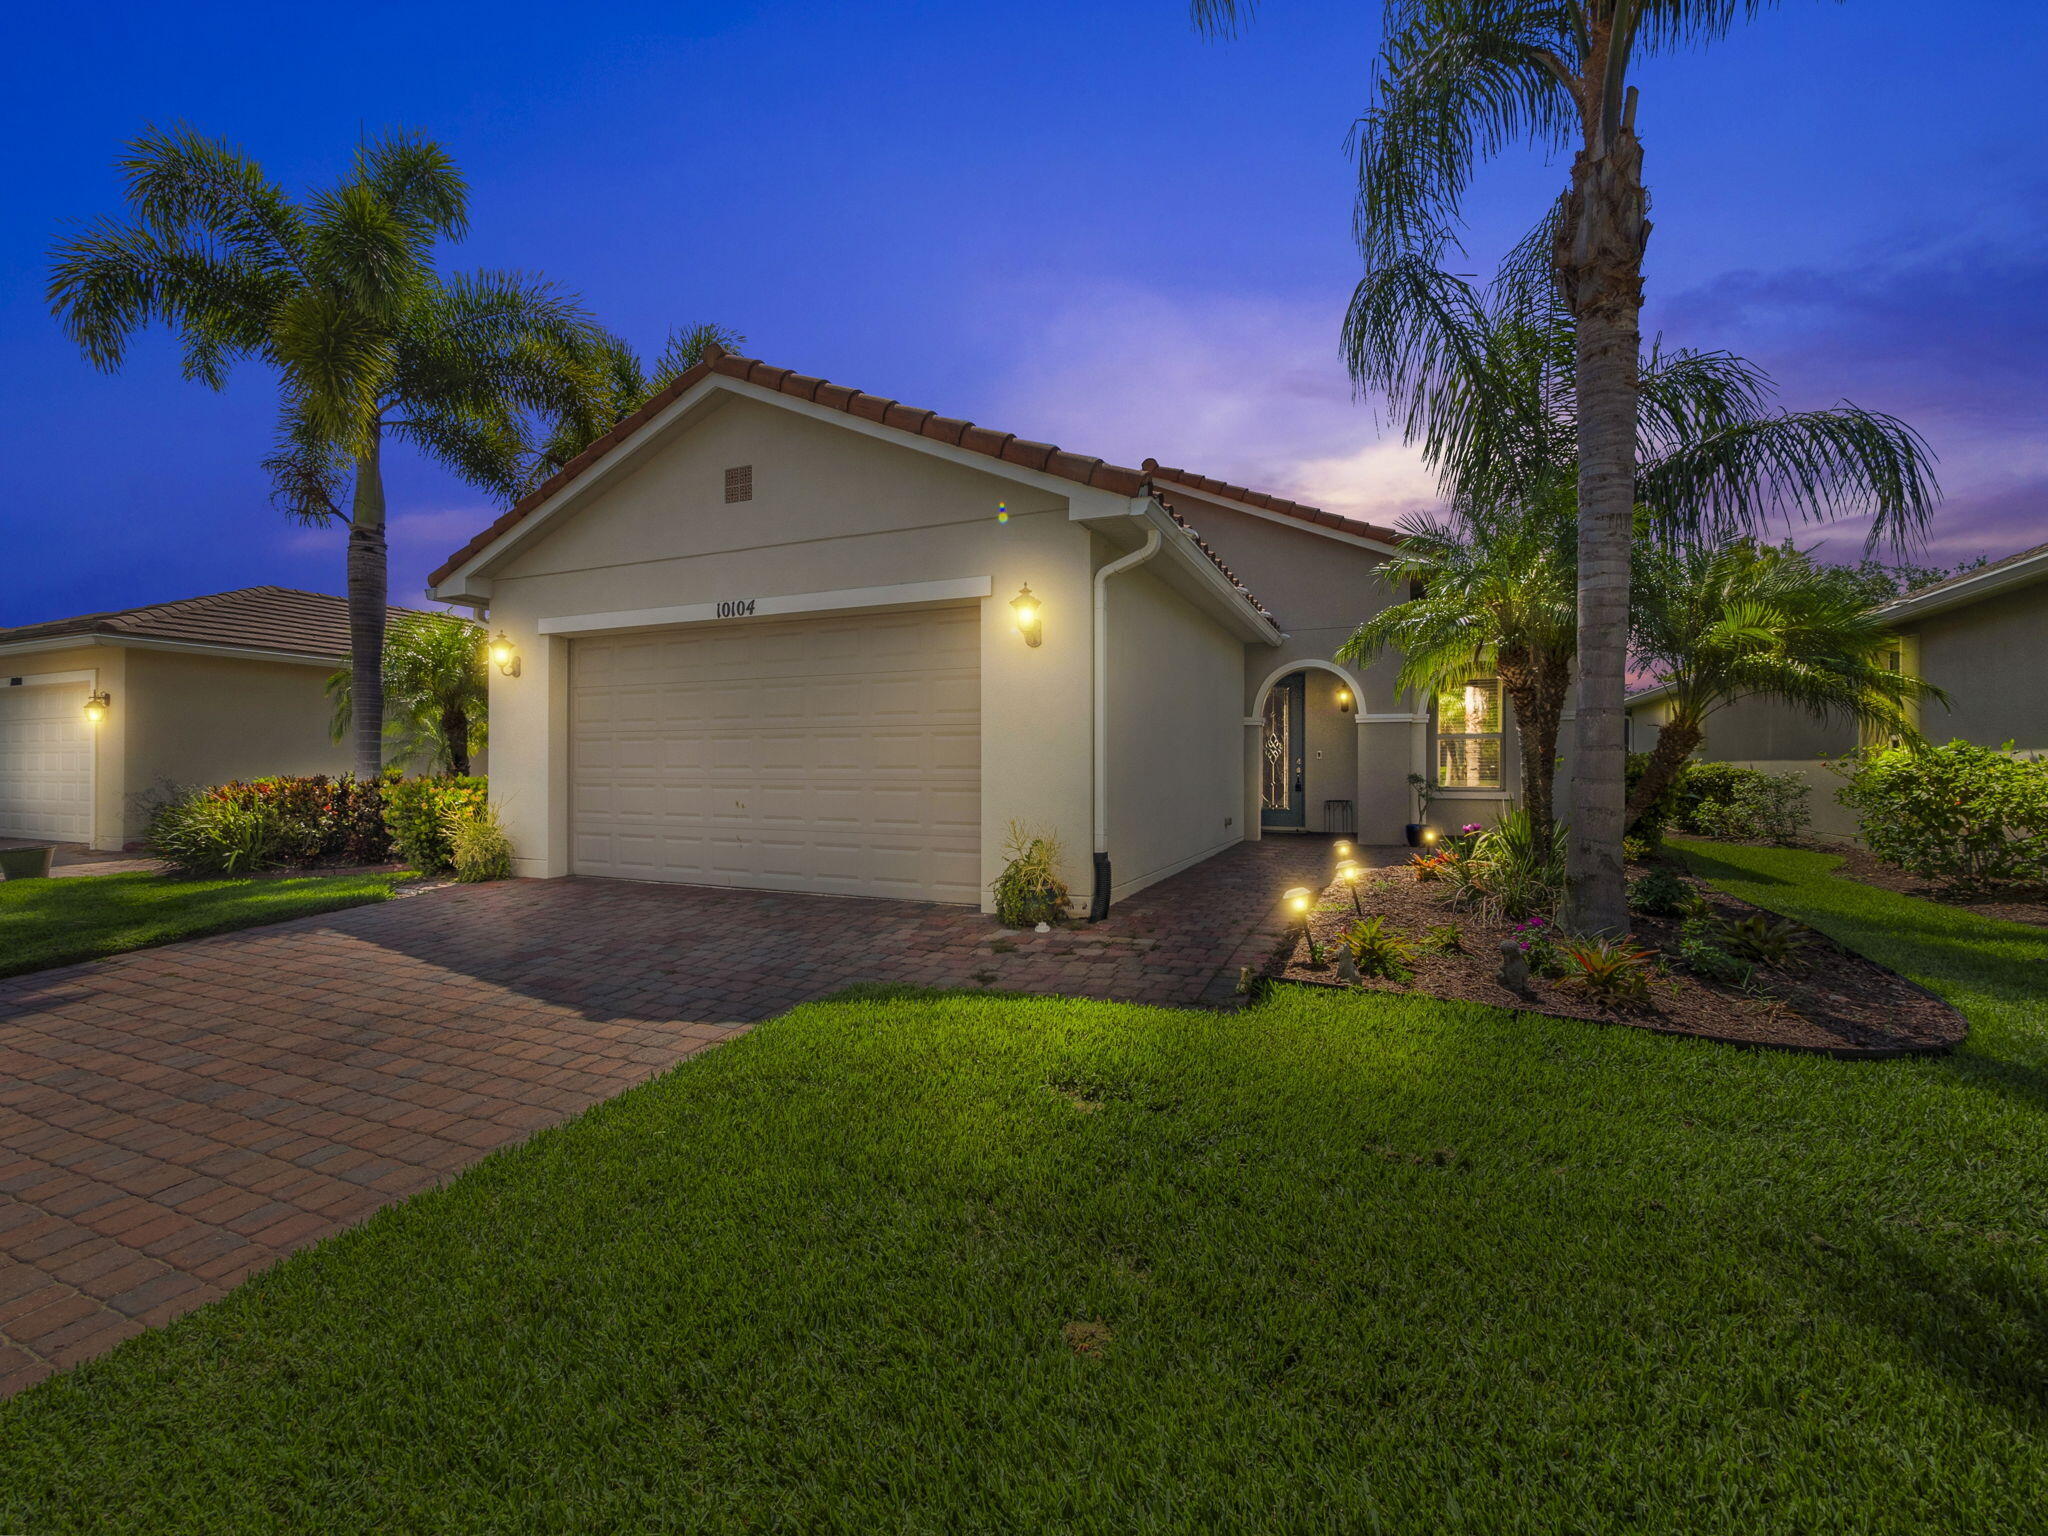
1260;673;1306;829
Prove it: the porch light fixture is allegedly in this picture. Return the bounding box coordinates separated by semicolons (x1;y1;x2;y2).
1335;687;1353;713
1336;859;1363;914
1010;584;1043;648
83;690;111;725
489;631;521;678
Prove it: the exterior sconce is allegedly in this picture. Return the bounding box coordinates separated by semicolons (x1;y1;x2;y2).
1335;859;1363;914
1010;584;1043;647
1335;687;1353;713
489;631;521;678
83;690;111;725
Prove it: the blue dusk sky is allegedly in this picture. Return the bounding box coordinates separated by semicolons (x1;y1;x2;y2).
3;0;2043;625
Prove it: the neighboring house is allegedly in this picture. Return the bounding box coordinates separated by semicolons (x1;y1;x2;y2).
0;588;411;849
430;344;1522;914
1626;539;2048;840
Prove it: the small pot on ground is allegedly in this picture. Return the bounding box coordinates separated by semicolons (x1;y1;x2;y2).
1404;824;1425;847
0;845;56;880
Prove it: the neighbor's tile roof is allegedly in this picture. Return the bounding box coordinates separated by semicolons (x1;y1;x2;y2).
428;345;1394;608
0;587;428;660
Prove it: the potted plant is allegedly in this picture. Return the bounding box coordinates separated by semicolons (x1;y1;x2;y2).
0;844;56;880
1404;774;1435;847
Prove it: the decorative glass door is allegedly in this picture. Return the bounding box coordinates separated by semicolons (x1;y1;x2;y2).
1261;673;1306;828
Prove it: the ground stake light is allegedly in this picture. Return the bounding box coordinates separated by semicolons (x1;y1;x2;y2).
1283;885;1318;964
1335;859;1363;914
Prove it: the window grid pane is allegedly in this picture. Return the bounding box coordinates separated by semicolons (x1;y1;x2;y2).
1437;736;1502;790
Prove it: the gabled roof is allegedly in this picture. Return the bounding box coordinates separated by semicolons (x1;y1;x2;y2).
1870;538;2048;623
0;587;430;660
1143;461;1402;546
429;344;1405;596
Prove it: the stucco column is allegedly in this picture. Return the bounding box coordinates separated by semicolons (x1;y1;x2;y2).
1241;717;1263;842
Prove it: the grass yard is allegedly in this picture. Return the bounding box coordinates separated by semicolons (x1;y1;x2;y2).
0;869;413;978
2;846;2046;1532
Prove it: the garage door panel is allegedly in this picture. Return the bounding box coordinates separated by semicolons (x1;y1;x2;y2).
570;608;980;901
0;684;93;841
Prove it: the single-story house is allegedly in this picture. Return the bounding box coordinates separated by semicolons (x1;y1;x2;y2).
0;587;406;849
1626;538;2048;840
429;344;1524;914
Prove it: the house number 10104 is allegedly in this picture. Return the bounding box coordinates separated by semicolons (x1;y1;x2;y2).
715;599;757;618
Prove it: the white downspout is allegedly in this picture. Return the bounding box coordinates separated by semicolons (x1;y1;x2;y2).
1090;520;1164;919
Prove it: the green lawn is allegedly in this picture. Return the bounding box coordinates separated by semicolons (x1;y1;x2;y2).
2;847;2046;1532
0;869;413;978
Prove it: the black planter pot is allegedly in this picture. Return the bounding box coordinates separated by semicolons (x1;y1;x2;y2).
1403;823;1424;848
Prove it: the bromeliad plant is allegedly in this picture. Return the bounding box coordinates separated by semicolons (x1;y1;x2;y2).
1342;916;1417;984
1557;936;1657;1010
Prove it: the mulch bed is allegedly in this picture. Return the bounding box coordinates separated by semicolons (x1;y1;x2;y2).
1827;845;2048;930
1269;858;1965;1058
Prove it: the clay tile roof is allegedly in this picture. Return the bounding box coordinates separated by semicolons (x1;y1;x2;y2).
1141;459;1403;545
1155;500;1273;620
0;587;434;659
428;344;1338;618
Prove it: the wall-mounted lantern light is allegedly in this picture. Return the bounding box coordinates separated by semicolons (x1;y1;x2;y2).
489;631;521;678
1335;687;1353;713
83;690;111;725
1010;584;1043;648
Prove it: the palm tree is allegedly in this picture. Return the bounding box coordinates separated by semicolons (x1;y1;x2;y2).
48;126;610;777
526;322;747;485
1336;497;1577;838
1193;1;1918;934
1626;539;1939;822
1340;255;1934;827
326;611;489;774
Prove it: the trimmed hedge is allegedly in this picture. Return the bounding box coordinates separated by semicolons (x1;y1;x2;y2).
145;772;496;877
1838;740;2048;890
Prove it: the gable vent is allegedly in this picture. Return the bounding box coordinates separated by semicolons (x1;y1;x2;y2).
724;465;753;503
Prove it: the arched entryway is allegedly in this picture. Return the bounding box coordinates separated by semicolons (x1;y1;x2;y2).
1247;660;1363;839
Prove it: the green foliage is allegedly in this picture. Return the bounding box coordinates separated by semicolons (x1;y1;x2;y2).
381;775;489;874
329;612;490;773
1341;916;1416;982
1627;866;1691;917
1675;918;1754;986
1557;936;1656;1009
1441;808;1567;921
990;823;1071;928
1669;760;1753;830
1714;914;1814;969
1691;771;1812;845
145;774;394;875
1838;741;2048;891
444;801;513;883
1418;924;1464;956
1625;751;1681;843
145;792;281;876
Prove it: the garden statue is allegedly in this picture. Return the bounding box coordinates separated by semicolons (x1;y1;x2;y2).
1496;938;1532;997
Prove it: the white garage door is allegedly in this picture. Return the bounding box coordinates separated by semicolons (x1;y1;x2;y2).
570;606;981;903
0;681;92;841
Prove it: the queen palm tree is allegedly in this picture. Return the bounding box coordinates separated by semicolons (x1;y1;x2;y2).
48;126;610;777
1193;1;1918;934
326;610;489;775
1626;539;1939;822
1339;255;1934;835
525;322;747;486
1336;496;1577;838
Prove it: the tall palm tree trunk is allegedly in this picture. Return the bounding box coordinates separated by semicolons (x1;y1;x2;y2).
347;434;389;780
1559;102;1649;937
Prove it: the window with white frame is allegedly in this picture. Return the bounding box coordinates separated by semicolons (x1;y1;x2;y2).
1435;677;1503;790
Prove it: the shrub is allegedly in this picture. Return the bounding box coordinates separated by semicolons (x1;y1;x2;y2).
1675;918;1753;986
1668;760;1752;830
1507;916;1566;978
445;801;514;882
1627;865;1690;917
1342;916;1416;982
1837;740;2048;891
1557;936;1656;1008
1419;923;1464;955
1689;771;1811;844
1625;751;1682;844
145;790;281;875
1716;914;1813;968
991;822;1071;927
1460;809;1567;921
383;774;488;874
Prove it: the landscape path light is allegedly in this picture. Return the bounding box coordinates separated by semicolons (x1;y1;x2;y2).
1335;859;1363;914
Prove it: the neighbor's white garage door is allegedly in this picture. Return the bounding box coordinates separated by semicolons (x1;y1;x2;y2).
0;681;92;841
569;607;980;902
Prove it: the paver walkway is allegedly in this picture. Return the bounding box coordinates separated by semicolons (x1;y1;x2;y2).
0;836;1373;1396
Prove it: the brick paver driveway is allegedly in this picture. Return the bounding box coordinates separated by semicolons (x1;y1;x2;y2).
0;836;1367;1395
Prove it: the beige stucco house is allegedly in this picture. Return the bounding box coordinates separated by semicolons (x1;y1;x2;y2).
0;588;402;850
430;346;1518;914
1626;539;2048;840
